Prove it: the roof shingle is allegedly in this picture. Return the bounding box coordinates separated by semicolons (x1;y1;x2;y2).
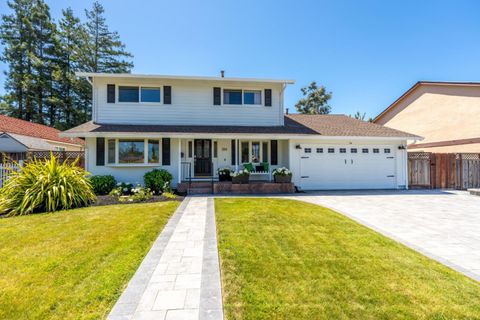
0;115;84;145
62;114;418;138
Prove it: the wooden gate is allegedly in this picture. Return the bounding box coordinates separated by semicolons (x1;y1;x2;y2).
408;152;480;189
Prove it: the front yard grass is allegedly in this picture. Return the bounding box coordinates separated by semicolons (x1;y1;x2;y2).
215;198;480;319
0;201;179;319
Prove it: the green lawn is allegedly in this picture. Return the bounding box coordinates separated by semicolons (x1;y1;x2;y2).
215;198;480;320
0;201;179;320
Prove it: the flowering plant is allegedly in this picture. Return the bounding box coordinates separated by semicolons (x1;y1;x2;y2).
217;167;232;175
231;168;250;177
272;167;292;177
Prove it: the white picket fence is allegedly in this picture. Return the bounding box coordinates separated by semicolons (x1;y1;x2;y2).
0;162;21;188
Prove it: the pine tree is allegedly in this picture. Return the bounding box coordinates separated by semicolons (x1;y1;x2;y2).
55;8;89;129
84;1;133;73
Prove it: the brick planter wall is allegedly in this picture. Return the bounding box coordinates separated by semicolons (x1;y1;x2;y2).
214;182;295;194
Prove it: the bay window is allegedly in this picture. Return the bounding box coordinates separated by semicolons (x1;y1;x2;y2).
106;138;161;165
119;140;144;163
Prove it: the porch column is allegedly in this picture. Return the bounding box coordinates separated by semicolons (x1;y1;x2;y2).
235;139;239;171
178;138;181;183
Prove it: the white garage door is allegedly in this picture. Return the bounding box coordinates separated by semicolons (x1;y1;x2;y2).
299;145;397;190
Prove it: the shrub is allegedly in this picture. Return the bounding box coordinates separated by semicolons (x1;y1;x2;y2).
0;156;95;216
144;169;173;194
90;175;116;195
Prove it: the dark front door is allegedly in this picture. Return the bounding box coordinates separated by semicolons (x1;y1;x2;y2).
194;139;212;176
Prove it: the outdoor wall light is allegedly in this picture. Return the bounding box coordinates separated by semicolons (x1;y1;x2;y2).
295;145;302;149
398;145;406;150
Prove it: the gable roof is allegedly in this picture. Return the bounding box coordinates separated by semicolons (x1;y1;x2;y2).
0;115;84;146
62;114;418;139
373;81;480;123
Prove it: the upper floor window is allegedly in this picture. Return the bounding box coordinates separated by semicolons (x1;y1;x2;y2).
119;86;139;102
224;89;242;105
118;86;161;103
141;87;161;103
244;90;262;105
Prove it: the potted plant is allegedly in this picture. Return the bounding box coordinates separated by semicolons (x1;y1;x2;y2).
272;167;292;183
231;169;250;184
217;167;232;182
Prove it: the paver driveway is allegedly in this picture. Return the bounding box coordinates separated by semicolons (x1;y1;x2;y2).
289;190;480;281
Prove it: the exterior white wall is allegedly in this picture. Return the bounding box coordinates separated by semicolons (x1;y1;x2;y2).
288;138;408;190
93;77;284;126
85;137;180;187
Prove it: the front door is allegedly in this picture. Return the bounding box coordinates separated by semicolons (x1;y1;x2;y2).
194;139;212;176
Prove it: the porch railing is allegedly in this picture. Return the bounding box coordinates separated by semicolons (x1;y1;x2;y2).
180;162;192;192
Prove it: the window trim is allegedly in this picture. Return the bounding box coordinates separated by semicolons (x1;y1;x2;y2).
221;87;267;107
105;138;162;167
116;84;164;105
239;140;271;164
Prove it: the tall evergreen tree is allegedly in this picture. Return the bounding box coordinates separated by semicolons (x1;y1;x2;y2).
55;8;89;129
295;82;332;114
84;1;133;73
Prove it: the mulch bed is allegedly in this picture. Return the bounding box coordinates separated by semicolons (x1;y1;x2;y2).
93;195;184;207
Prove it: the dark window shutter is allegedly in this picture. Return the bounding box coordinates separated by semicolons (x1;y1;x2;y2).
231;139;236;165
96;138;105;166
270;140;278;165
162;138;171;165
264;89;272;106
213;87;221;105
107;84;115;103
163;86;171;104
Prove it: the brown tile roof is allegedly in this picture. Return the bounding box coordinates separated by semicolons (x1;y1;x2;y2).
0;115;84;145
63;114;418;138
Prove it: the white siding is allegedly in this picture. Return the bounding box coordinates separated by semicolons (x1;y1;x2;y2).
94;78;284;126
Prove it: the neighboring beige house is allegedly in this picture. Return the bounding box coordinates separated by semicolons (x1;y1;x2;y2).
374;81;480;153
0;115;84;153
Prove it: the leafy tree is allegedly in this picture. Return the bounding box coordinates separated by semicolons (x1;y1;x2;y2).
351;111;373;122
295;82;332;114
84;1;133;73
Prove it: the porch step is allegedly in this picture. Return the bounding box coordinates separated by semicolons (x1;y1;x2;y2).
468;189;480;196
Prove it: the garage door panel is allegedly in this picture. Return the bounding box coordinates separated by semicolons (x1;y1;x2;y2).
299;144;396;190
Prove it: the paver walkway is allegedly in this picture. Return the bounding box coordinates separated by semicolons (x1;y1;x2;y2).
289;190;480;281
108;197;223;320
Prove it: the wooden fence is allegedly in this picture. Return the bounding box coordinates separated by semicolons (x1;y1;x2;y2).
408;152;480;189
1;151;85;168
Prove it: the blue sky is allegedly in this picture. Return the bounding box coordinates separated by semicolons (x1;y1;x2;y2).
1;0;480;118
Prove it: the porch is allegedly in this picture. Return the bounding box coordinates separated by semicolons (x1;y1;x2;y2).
178;138;289;182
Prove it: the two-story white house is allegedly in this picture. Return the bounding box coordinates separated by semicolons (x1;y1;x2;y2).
62;72;419;191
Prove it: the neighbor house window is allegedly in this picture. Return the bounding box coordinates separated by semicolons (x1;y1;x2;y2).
119;139;144;163
243;90;262;105
148;140;160;163
224;89;242;105
241;142;249;163
108;139;116;164
141;87;161;103
119;86;139;102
